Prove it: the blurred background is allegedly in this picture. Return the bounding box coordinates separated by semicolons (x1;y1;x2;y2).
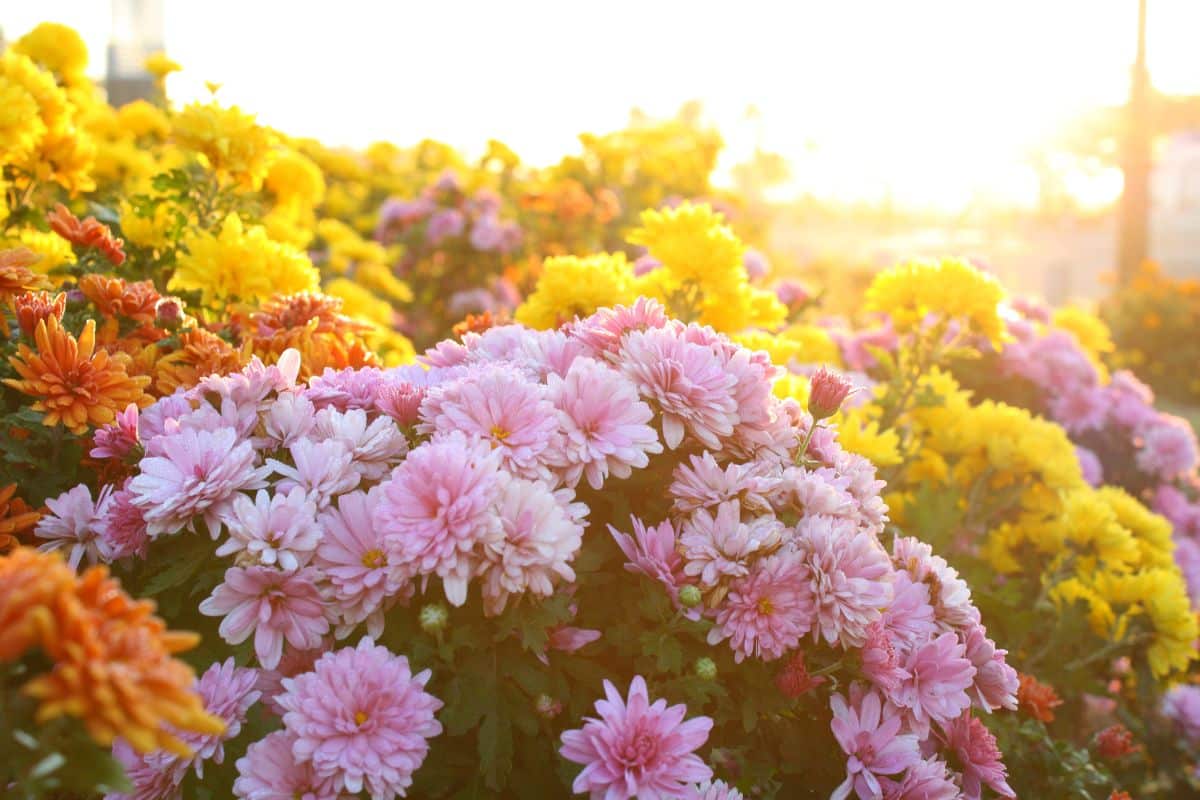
3;0;1198;304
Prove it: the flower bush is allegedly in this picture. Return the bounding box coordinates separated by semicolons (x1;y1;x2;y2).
2;20;1200;800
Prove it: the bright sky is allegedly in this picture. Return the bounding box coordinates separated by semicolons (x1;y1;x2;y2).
5;0;1200;211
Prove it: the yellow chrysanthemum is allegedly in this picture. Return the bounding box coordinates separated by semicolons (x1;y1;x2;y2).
628;202;744;292
836;408;903;468
118;201;175;250
116;99;170;140
324;277;395;329
143;52;182;81
1;53;71;133
516;253;637;329
15;228;76;275
1098;486;1175;569
170;213;319;306
1051;306;1114;381
356;262;414;304
0;77;47;166
12;23;89;84
266;149;326;208
865;258;1006;346
172;102;277;189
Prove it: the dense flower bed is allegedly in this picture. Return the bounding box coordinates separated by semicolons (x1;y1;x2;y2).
3;20;1200;800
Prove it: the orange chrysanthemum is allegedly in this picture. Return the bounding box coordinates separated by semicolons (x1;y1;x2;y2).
1017;672;1064;723
154;327;247;395
452;309;506;340
13;290;66;337
79;274;160;324
47;203;127;266
0;484;41;552
0;548;223;754
4;316;153;434
0;248;49;294
245;292;378;377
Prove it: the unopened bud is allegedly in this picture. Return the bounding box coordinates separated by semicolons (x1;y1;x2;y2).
155;296;185;329
534;694;562;719
679;585;702;609
694;657;717;681
419;603;449;634
808;366;853;420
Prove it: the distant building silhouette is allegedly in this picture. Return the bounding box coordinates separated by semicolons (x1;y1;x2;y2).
105;0;164;106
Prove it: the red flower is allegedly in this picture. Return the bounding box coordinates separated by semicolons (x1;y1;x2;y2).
1095;724;1140;760
774;651;825;699
808;366;853;420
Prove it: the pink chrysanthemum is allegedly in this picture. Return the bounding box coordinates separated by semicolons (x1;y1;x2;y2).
707;552;815;662
796;516;892;648
881;572;939;650
375;431;502;606
571;297;669;356
304;366;385;411
546;356;662;489
477;474;585;615
1136;417;1199;479
1076;445;1104;486
262;391;316;448
316;487;411;638
669;452;778;516
311;407;408;482
560;675;713;799
1162;685;1200;743
618;326;740;450
419;365;558;480
609;516;688;605
861;621;908;693
171;658;262;779
938;713;1015;800
963;624;1018;713
278;638;443;799
693;779;745;799
216;488;321;571
829;687;920;800
90;402;140;459
98;482;150;561
199;566;330;669
880;758;961;800
36;483;107;569
129;426;270;538
268;438;361;509
234;730;341;800
1049;387;1108;434
197;351;300;411
105;740;181;800
892;537;980;630
893;633;976;737
375;381;428;426
255;645;326;717
679;500;783;588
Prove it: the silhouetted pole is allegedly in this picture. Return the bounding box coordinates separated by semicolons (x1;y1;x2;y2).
1117;0;1151;286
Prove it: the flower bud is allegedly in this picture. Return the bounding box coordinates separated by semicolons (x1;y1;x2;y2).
808;366;853;420
679;585;702;609
155;296;185;329
419;603;449;634
534;694;562;719
693;657;717;681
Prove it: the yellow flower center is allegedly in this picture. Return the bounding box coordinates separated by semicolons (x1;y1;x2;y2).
490;425;510;442
361;548;385;569
354;710;369;726
757;597;774;616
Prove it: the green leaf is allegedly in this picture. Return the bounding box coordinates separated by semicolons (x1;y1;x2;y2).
140;534;214;595
478;707;514;790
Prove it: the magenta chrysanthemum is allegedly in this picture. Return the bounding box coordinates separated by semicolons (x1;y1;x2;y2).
559;675;713;799
609;516;687;603
618;326;739;450
278;638;443;799
98;482;149;561
199;565;330;669
546;356;662;489
375;431;502;606
129;426;270;538
707;552;815;662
